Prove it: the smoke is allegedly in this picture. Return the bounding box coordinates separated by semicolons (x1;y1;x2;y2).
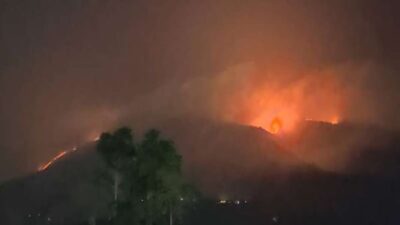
119;60;397;133
0;0;399;181
108;60;399;178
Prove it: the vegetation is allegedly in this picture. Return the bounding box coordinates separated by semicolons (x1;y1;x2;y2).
96;127;195;225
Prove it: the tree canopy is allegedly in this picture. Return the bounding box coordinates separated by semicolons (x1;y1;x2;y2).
96;127;194;225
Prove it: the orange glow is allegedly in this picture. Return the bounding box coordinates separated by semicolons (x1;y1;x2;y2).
38;131;100;172
215;65;345;134
87;131;101;142
269;117;283;134
93;135;100;141
305;116;340;125
38;150;68;171
330;116;339;124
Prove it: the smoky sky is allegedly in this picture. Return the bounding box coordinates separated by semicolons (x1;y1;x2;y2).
0;0;399;181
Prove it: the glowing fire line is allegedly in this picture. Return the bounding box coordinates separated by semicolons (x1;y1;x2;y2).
305;117;340;125
37;135;100;172
38;151;68;171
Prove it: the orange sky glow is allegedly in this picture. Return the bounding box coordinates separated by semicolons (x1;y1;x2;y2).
218;65;345;134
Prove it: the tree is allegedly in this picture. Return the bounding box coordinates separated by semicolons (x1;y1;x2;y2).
96;127;136;218
96;127;194;225
135;129;187;225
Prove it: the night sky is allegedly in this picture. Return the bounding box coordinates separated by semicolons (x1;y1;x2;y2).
0;0;399;182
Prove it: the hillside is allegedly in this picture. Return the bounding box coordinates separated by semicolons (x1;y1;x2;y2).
1;118;400;225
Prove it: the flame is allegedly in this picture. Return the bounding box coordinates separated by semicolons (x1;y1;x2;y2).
330;116;339;125
37;132;101;172
87;131;101;142
216;65;345;134
38;150;68;171
269;117;283;134
305;116;340;125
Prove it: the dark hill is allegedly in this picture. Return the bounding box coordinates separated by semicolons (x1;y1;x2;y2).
1;118;400;225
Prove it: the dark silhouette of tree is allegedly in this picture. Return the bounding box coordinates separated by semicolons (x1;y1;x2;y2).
135;129;187;225
97;127;136;220
97;127;194;225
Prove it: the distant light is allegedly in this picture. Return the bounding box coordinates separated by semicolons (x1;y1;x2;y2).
218;200;227;204
47;217;51;222
234;200;240;205
179;197;184;201
272;216;279;223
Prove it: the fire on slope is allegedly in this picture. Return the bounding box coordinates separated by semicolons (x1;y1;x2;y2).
37;135;100;172
218;66;346;135
38;150;68;171
305;116;340;125
269;117;283;134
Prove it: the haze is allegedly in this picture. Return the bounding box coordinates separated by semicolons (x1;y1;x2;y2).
0;0;399;182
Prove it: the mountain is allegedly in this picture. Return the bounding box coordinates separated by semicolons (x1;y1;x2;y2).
0;143;108;225
1;117;400;225
283;120;400;174
139;117;300;196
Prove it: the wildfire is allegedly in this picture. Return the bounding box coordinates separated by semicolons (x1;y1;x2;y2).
269;117;283;134
330;116;339;125
215;64;346;135
87;132;101;142
305;116;340;125
37;132;101;172
38;150;68;171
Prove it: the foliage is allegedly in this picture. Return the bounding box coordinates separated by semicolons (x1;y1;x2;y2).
96;127;195;225
97;127;136;170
